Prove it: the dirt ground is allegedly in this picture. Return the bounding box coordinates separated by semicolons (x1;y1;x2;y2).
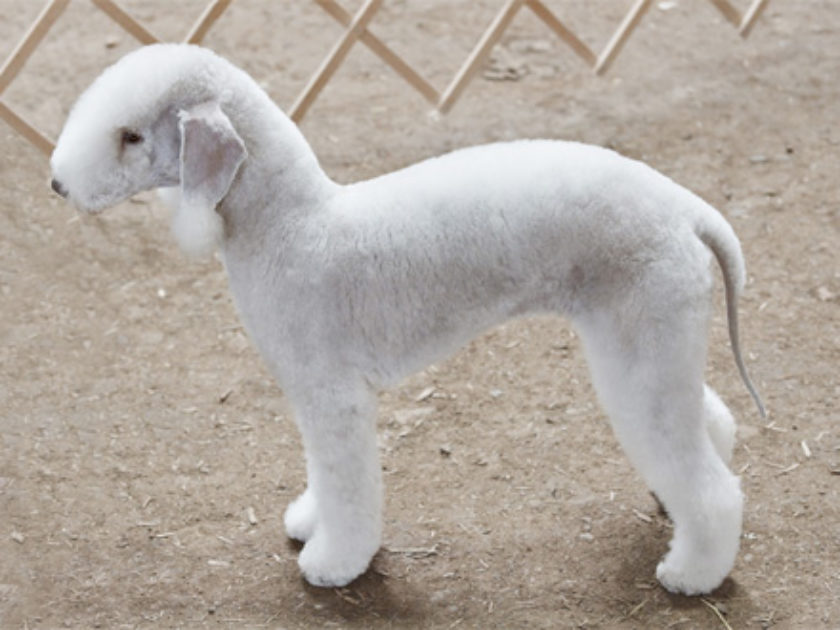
1;1;838;628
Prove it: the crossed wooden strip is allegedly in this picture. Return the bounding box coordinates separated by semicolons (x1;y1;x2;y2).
308;0;771;114
0;0;771;156
708;0;771;37
0;0;231;155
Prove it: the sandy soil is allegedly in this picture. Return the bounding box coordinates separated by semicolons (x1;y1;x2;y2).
1;1;838;628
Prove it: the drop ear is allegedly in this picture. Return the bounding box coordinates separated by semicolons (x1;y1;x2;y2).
173;101;246;257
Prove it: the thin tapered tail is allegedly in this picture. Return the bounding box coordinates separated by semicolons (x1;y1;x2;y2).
696;213;767;418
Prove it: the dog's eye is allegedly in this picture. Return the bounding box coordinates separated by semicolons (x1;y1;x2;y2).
121;130;143;145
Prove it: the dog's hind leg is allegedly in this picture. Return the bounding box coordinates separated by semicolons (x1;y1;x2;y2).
703;384;737;466
575;299;742;595
285;379;383;587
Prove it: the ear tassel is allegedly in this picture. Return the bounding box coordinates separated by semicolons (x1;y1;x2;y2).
171;198;224;257
174;101;246;258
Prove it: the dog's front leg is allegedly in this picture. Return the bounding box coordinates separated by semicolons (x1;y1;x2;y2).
285;381;382;587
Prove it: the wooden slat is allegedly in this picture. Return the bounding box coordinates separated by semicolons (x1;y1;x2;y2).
91;0;159;44
525;0;596;67
0;0;70;95
0;98;54;156
289;0;384;122
739;0;771;37
0;0;775;150
706;0;742;27
438;0;524;113
314;0;439;104
184;0;233;44
595;0;653;75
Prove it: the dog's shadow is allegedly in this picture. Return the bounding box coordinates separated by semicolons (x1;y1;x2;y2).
609;515;760;625
276;516;757;626
282;539;432;625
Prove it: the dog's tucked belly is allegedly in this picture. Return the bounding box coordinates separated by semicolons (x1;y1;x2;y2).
222;231;634;392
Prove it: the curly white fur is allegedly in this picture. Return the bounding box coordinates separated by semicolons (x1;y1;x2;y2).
50;44;764;594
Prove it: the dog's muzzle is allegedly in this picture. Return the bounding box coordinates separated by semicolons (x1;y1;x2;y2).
51;178;68;198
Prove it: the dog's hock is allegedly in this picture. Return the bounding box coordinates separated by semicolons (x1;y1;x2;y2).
174;101;247;257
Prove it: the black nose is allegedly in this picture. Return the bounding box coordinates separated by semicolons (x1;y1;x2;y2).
51;178;68;198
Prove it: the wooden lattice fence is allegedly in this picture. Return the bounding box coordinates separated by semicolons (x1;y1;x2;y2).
0;0;771;157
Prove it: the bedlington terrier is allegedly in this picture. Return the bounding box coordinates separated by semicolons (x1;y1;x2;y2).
50;44;764;595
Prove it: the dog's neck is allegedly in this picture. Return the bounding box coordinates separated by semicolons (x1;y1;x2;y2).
214;63;338;249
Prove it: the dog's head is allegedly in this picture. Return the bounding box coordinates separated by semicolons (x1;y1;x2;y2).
50;44;247;256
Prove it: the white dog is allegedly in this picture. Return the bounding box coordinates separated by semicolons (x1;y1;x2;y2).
50;44;764;595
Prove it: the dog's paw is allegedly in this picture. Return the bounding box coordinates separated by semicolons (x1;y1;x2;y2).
284;489;317;542
656;554;726;596
298;532;377;587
